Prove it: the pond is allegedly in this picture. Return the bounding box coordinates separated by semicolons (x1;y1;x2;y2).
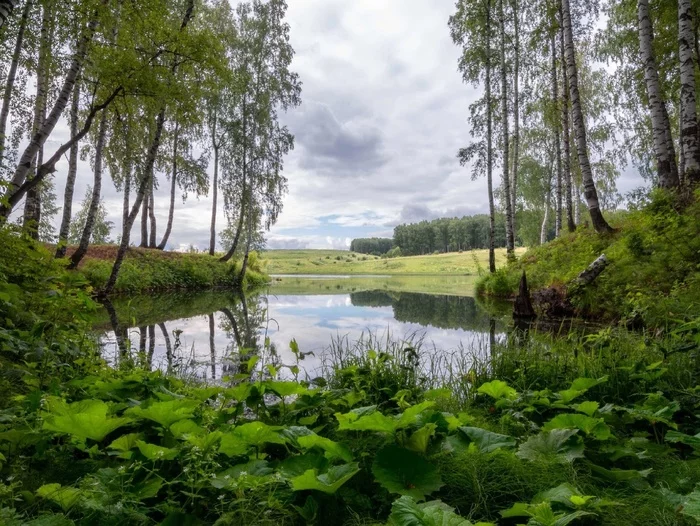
94;274;504;380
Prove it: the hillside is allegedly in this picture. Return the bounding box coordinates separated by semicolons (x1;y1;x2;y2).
263;247;525;275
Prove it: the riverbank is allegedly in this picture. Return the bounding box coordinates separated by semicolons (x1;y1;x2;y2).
477;192;700;329
264;247;525;275
3;225;700;525
71;245;267;294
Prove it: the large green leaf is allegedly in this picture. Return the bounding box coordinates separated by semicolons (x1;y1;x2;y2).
457;427;516;453
42;399;132;442
125;399;200;428
107;433;142;459
136;440;179;461
588;463;652;481
211;460;275;489
170;419;204;438
396;402;436;428
297;433;353;462
388;495;479;526
36;484;82;512
279;452;329;479
556;377;608;404
501;501;593;526
219;421;286;457
516;430;585;464
477;380;517;401
290;462;360;494
666;430;700;449
264;380;309;398
679;489;700;521
336;410;397;433
406;424;437;454
372;445;444;501
542;414;612;440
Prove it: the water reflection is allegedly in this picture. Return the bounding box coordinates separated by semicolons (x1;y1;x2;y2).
96;287;501;380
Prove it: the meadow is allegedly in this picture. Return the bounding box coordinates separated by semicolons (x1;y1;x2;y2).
263;248;526;275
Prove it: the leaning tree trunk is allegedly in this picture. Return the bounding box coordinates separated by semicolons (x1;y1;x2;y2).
158;322;173;372
56;82;80;258
638;0;681;190
0;0;18;30
238;201;255;284
103;0;194;295
103;110;166;295
559;1;575;233
561;0;613;233
220;109;248;263
499;0;515;258
679;0;700;186
158;121;179;250
551;31;563;238
69;112;107;269
0;1;106;221
0;0;30;162
511;0;520;237
486;0;496;273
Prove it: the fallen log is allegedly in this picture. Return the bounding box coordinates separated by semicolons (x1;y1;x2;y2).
571;254;608;288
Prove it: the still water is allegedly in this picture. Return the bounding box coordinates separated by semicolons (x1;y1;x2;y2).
95;275;502;380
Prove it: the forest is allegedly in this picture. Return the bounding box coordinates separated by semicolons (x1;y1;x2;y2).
0;0;298;292
3;0;700;525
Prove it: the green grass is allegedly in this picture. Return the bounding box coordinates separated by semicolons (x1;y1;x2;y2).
263;247;525;275
80;249;268;295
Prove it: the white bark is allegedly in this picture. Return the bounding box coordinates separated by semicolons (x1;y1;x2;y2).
0;0;18;29
486;0;495;273
679;0;700;185
499;0;514;257
561;0;612;232
552;31;562;238
638;0;680;189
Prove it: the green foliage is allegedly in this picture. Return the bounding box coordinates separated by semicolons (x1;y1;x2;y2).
476;192;700;328
372;446;444;501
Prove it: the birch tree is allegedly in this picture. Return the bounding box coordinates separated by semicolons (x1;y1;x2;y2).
678;0;700;186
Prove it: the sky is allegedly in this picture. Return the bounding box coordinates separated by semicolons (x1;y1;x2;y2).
17;0;641;251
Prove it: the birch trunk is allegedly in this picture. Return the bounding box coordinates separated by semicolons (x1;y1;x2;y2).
56;83;80;258
158;122;179;250
0;0;30;162
551;31;563;238
559;1;575;232
238;196;254;284
69;112;107;269
486;0;496;273
209;144;219;255
220;107;248;263
158;322;173;372
148;177;156;247
0;0;18;29
1;1;106;218
679;0;700;185
140;184;148;247
511;0;520;237
541;172;552;245
561;0;612;233
638;0;681;189
23;0;52;238
499;0;515;258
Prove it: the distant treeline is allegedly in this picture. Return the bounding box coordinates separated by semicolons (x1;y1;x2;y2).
350;238;394;255
351;214;507;256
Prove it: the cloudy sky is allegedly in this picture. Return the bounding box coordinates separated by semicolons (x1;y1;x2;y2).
16;0;639;250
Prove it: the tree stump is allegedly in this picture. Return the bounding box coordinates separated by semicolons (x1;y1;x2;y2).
513;271;536;320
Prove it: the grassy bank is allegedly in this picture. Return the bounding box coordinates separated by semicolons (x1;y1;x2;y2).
4;227;700;525
72;245;268;294
477;192;700;328
264;247;525;275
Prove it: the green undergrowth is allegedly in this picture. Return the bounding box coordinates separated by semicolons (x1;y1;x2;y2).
477;191;700;328
81;249;267;294
4;226;700;525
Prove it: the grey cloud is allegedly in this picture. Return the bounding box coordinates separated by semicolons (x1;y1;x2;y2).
290;102;387;177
